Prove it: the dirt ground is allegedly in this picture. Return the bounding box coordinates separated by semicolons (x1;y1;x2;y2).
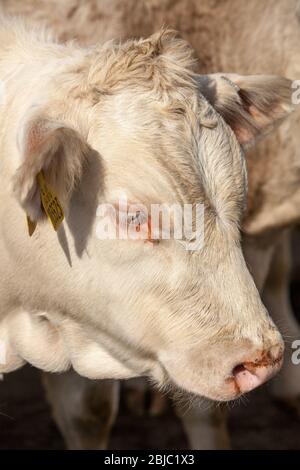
0;285;299;450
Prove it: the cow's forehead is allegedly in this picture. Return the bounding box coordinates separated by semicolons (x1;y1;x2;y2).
93;96;242;226
100;86;227;154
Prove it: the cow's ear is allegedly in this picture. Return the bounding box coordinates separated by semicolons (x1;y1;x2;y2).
197;73;294;148
13;113;91;223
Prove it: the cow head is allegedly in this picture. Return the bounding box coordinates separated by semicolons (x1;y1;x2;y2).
11;30;293;401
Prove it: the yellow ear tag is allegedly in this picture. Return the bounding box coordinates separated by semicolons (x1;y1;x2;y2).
27;215;37;237
37;171;64;231
26;172;64;236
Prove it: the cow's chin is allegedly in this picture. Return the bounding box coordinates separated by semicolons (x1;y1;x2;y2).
155;360;243;403
164;374;241;403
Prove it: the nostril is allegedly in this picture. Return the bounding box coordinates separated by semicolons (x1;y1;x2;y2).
232;363;247;376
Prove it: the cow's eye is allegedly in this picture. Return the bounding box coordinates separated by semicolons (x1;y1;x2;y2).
126;210;158;244
127;210;147;229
